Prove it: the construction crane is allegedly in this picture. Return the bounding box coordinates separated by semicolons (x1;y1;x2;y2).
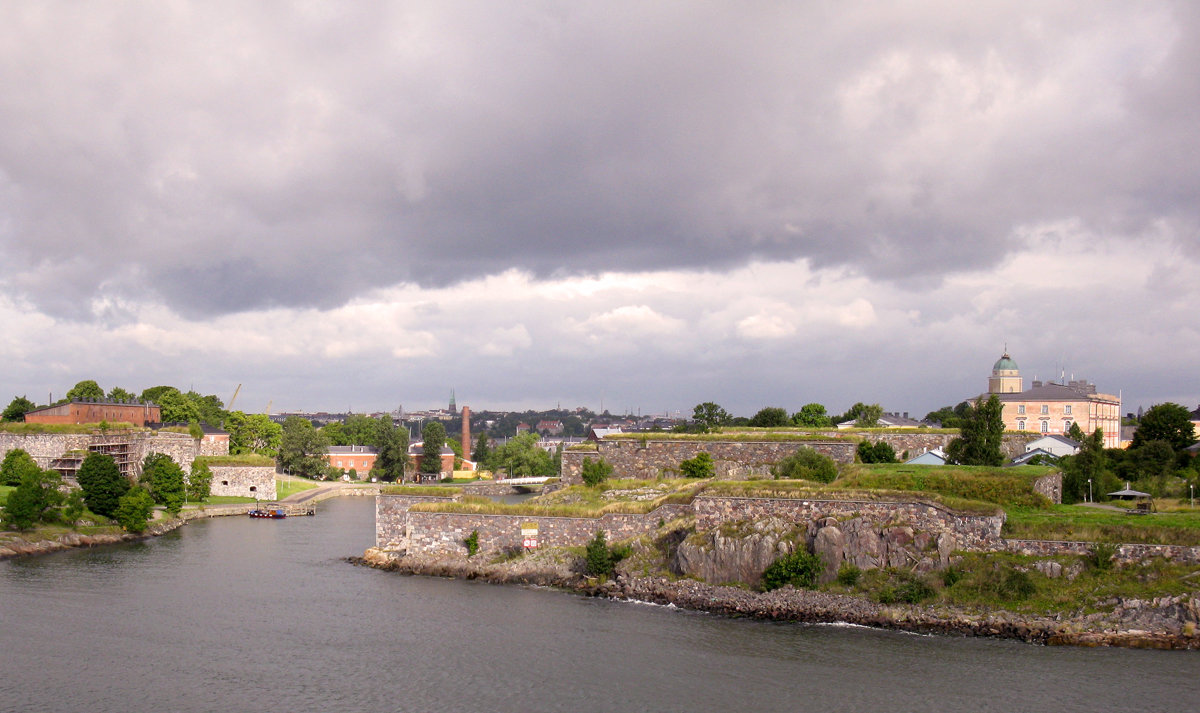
265;400;273;416
227;384;242;411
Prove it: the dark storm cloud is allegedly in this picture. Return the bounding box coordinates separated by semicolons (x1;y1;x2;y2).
0;1;1195;319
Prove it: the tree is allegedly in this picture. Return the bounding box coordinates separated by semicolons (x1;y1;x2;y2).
76;452;129;519
485;432;556;478
1131;403;1197;451
691;402;731;432
472;432;491;463
343;414;384;449
1061;429;1110;504
278;417;332;479
2;468;64;530
157;389;202;424
139;385;177;404
113;487;155;534
419;421;447;475
65;380;105;402
321;421;349;446
187;460;213;502
2;395;36;422
584;530;616;577
762;549;823;591
773;448;838;483
225;411;283;456
679;451;714;478
749;407;790;428
1067;421;1086;442
61;490;86;527
2;449;42;486
857;440;897;464
581;456;613;486
372;417;409;482
844;402;883;428
107;386;135;402
791;403;831;428
945;395;1005;466
142;453;185;514
924;402;971;429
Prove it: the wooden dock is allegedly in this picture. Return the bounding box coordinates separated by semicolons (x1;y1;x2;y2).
249;502;317;517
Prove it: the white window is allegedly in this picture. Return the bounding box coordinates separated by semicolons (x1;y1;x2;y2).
1017;420;1026;431
1064;404;1072;415
1040;404;1049;415
1040;421;1049;433
1017;404;1026;415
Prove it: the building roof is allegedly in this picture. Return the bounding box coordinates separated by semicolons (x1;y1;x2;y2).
993;352;1019;371
1010;448;1058;466
994;381;1101;403
1027;434;1080;449
328;445;377;454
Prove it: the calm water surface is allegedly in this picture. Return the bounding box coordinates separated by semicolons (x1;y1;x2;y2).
1;497;1196;713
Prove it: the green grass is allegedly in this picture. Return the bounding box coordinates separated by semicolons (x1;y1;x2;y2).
380;485;463;496
606;432;844;443
195;454;276;467
699;479;1002;515
412;479;705;518
275;479;320;499
191;496;257;505
836;464;1056;508
1003;505;1200;546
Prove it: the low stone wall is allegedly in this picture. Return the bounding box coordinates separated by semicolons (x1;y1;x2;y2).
1006;539;1200;565
376;494;456;549
693;496;1005;551
209;466;276;500
0;432;92;467
1032;472;1063;504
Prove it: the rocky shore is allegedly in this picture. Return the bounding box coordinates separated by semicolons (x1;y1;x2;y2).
356;547;1200;650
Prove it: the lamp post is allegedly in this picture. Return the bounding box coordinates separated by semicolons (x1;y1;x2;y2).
1087;478;1092;503
1191;484;1194;509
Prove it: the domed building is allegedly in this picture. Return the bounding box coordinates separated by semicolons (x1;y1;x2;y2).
981;350;1122;448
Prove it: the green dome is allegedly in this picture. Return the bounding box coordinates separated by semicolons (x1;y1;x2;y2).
993;353;1019;372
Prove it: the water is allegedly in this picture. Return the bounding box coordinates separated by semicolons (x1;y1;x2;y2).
1;497;1196;713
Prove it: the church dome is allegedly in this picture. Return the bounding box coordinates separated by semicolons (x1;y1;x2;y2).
993;353;1018;372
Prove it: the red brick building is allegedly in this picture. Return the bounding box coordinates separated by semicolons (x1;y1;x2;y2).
23;400;161;427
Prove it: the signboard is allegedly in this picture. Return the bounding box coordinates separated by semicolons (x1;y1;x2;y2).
521;522;539;549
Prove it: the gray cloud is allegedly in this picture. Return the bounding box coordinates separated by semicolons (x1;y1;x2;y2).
2;1;1196;321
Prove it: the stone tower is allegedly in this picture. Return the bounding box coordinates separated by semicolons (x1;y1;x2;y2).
988;351;1023;394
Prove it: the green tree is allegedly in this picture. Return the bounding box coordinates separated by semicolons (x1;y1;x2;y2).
187;460;213;502
679;451;714;478
691;402;731;432
791;403;832;428
945;395;1005;466
924;401;971;429
61;490;86;527
279;417;332;479
342;414;385;448
1061;429;1110;503
321;422;349;446
2;395;37;422
581;456;613;486
142;453;185;514
157;389;202;424
1131;403;1197;451
844;402;884;428
773;448;838;482
1067;421;1086;442
139;385;177;404
584;530;616;577
225;411;283;456
2;468;64;530
107;386;136;402
113;487;155;534
473;432;491;463
419;421;447;475
749;407;790;428
76;452;129;519
762;549;823;591
857;440;897;464
372;417;409;483
2;449;42;486
485;432;556;477
65;380;105;402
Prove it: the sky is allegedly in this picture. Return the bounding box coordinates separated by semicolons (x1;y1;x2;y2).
1;1;1198;419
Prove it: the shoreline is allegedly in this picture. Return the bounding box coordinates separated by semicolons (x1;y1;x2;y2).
355;548;1200;650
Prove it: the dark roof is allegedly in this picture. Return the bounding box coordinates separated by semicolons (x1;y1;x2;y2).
994;382;1093;402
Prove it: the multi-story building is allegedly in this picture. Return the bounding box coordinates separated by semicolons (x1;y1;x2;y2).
982;352;1122;448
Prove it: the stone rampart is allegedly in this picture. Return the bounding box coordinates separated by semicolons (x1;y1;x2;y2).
209;466;276;500
1006;539;1200;565
0;433;92;467
693;496;1005;551
1;430;207;475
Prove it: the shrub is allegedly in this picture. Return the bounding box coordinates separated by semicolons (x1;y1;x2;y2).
679;451;714;478
836;563;862;587
464;530;480;557
762;549;823;591
942;566;964;587
113;487;155;534
773;448;838;483
581;457;613;487
877;572;935;604
585;530;615;577
187;461;212;502
1;449;41;487
1087;543;1118;572
857;440;897;464
76;453;129;519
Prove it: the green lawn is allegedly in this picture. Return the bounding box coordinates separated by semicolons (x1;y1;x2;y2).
275;479;319;500
194;496;257;505
1004;504;1200;545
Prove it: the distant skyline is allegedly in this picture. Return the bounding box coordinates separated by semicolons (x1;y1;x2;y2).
2;2;1197;420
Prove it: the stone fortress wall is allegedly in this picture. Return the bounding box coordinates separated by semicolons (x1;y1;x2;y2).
560;431;1041;485
1;430;228;477
208;466;276;500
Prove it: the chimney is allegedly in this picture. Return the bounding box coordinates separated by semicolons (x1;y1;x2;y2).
461;406;471;462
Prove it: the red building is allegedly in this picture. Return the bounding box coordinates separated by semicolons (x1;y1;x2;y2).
23;400;161;427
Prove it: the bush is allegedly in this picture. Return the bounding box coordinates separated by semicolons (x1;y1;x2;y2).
679;451;714;478
836;563;862;587
1087;543;1118;572
585;530;616;577
581;457;613;487
773;448;838;483
942;566;964;587
464;530;480;557
113;487;155;534
77;453;129;519
877;572;935;604
187;461;212;502
1;449;41;487
856;440;897;464
762;549;823;590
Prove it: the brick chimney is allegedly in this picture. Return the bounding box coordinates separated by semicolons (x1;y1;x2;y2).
461;406;471;462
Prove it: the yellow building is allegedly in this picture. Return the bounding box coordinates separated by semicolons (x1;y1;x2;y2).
983;352;1122;448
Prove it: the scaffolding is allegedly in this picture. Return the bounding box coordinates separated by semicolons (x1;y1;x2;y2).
50;431;138;482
